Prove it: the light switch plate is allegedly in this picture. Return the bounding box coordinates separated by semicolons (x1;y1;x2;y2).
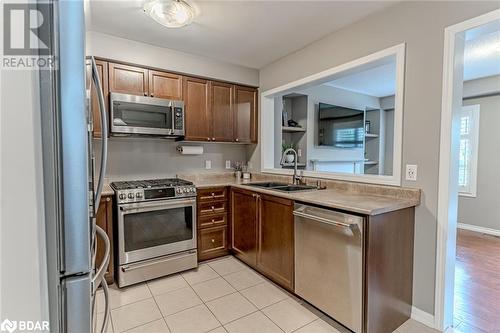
406;164;418;181
225;160;231;169
205;160;212;170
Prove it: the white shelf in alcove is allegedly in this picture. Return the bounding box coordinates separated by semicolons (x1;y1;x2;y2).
282;126;306;133
365;133;379;138
363;160;379;165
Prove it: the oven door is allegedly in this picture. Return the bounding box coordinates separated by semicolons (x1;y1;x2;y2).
117;197;196;265
110;92;184;136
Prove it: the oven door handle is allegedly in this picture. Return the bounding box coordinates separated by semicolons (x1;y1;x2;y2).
119;198;196;212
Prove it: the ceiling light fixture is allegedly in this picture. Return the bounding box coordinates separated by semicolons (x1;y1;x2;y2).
143;0;195;28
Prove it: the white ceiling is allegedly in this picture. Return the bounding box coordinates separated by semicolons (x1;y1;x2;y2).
87;0;397;69
324;62;396;98
464;24;500;81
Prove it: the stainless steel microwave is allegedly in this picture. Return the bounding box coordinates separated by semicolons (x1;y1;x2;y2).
110;92;185;137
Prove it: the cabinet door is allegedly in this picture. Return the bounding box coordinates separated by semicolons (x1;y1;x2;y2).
230;188;258;267
234;86;258;143
108;62;148;96
149;70;183;99
211;82;234;142
86;59;108;138
257;194;294;290
183;77;211;141
96;195;114;284
198;225;228;261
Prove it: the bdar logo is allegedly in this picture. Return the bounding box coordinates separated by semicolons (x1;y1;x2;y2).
0;319;17;333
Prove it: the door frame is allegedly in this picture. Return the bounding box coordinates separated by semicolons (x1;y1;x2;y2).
435;8;500;331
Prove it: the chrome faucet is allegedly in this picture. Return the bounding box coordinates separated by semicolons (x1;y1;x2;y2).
280;148;303;185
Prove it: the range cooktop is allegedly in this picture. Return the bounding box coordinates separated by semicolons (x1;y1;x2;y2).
111;178;196;203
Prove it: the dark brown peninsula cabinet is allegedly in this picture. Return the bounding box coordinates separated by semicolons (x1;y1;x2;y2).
230;186;416;333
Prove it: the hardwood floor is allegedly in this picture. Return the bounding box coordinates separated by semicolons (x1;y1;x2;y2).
454;229;500;333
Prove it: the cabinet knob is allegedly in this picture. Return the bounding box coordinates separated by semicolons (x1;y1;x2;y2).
211;239;215;243
106;197;111;202
207;137;211;141
211;192;215;197
212;219;215;223
211;206;215;211
235;138;239;142
212;137;215;141
150;93;154;97
144;92;147;96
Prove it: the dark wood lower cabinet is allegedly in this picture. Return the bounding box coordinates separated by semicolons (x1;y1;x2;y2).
257;194;294;291
197;187;230;261
364;207;415;333
96;194;114;284
230;188;294;291
230;188;258;267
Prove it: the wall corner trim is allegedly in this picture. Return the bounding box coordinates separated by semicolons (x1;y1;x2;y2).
457;223;500;237
411;306;436;330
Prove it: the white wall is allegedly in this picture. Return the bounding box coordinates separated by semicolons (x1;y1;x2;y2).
0;70;49;323
87;31;259;178
254;1;500;314
96;139;247;180
458;76;500;231
86;31;259;86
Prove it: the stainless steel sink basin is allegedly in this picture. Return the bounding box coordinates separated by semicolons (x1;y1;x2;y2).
245;182;289;188
271;185;317;192
245;182;317;192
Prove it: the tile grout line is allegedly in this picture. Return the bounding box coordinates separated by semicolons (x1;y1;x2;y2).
178;269;226;331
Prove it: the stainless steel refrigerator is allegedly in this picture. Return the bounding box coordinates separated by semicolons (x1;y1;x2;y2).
39;1;110;332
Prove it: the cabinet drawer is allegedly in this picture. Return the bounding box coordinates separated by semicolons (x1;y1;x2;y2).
199;213;227;229
198;226;228;259
198;187;227;202
198;201;227;216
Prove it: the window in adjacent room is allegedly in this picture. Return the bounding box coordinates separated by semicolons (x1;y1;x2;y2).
458;104;480;197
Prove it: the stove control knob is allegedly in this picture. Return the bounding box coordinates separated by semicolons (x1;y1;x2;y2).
119;193;126;200
128;193;134;199
176;188;182;194
136;192;143;198
183;188;188;193
190;188;195;193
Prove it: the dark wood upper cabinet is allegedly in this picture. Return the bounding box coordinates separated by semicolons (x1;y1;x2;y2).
108;62;148;96
257;194;294;291
211;82;234;142
149;70;183;99
231;188;258;267
234;86;258;143
86;59;108;138
183;77;211;141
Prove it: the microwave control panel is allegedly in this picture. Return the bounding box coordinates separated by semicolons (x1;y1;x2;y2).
174;107;184;130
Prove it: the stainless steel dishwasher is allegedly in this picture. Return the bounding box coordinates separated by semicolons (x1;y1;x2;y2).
293;203;364;333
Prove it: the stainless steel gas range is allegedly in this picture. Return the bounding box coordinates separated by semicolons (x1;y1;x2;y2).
110;178;198;287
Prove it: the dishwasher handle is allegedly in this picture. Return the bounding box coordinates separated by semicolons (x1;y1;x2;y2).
293;210;356;230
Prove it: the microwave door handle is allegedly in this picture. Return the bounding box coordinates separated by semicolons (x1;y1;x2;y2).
91;56;108;210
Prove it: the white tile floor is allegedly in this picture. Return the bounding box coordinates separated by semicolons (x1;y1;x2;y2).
95;256;441;333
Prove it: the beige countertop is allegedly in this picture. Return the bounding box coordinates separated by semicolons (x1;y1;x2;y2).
101;182;114;196
182;175;420;216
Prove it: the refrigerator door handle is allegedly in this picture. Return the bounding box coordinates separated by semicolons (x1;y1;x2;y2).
92;225;110;294
91;56;108;211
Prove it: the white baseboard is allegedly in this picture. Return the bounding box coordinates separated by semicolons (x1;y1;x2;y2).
411;306;436;329
458;223;500;237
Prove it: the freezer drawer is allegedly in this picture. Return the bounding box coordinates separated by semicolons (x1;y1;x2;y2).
294;203;364;333
61;275;91;333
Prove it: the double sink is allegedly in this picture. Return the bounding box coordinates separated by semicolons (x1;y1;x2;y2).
245;182;317;192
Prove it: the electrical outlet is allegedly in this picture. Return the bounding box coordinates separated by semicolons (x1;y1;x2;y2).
205;160;212;170
225;160;231;169
297;149;302;157
406;164;418;181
